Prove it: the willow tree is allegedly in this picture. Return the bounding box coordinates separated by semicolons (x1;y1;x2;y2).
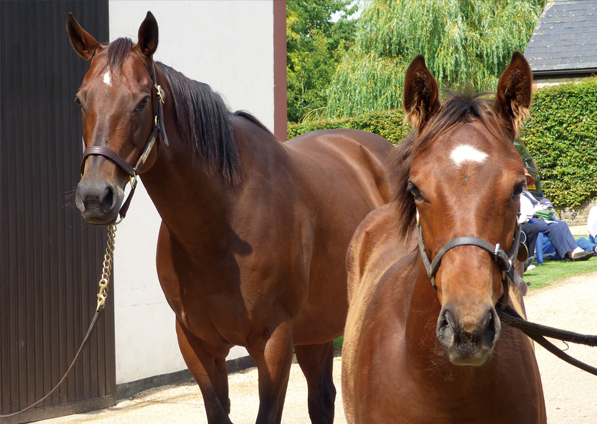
287;0;359;123
326;0;546;118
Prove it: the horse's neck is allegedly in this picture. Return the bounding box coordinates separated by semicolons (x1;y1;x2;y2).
142;147;230;246
139;95;233;253
139;92;281;255
404;260;443;358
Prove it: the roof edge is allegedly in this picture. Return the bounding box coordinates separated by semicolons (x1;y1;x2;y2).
532;68;597;79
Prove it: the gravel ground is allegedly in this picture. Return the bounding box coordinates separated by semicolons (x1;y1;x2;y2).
40;268;597;424
524;268;597;424
38;356;346;424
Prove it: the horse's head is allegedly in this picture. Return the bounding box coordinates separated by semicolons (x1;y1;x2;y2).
395;53;532;366
67;12;161;224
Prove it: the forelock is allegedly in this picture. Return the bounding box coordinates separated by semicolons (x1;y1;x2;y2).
107;37;134;75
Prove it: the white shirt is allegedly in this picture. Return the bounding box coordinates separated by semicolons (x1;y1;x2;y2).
519;191;538;223
588;206;597;236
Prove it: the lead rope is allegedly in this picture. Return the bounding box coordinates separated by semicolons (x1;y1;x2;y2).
498;304;597;376
0;225;117;418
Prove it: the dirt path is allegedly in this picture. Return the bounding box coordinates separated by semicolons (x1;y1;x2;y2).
523;269;597;423
39;356;346;424
41;270;597;423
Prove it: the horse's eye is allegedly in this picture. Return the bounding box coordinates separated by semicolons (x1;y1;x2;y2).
74;97;83;111
135;96;150;113
407;181;424;201
512;183;525;199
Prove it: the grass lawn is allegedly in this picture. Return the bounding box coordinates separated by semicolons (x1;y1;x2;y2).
333;336;344;357
524;233;597;289
525;257;597;289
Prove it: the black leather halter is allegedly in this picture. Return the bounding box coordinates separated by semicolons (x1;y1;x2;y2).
416;211;525;309
80;62;169;222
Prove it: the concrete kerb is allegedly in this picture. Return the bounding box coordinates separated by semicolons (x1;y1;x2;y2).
116;355;257;400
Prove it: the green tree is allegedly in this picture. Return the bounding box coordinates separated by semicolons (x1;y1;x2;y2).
326;0;546;118
287;0;359;123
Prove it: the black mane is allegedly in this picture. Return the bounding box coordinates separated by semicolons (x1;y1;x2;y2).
106;37;277;184
157;62;240;184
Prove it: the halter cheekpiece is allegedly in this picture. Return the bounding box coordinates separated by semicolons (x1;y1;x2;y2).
416;210;526;309
80;62;169;222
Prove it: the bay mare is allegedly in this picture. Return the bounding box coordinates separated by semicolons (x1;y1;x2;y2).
342;53;546;423
67;12;393;424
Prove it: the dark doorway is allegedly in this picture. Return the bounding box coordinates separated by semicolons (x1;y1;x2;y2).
0;1;114;422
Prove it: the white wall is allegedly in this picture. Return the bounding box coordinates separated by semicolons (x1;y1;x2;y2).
533;76;586;89
109;1;274;385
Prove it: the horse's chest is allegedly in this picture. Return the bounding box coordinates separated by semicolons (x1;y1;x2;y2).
367;355;542;423
158;266;248;345
179;295;248;347
157;252;302;347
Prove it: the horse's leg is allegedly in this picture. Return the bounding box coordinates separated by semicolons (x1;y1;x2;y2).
295;341;336;424
248;321;293;424
175;320;232;424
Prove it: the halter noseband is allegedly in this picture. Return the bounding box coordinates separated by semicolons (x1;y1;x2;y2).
80;62;169;222
416;211;525;309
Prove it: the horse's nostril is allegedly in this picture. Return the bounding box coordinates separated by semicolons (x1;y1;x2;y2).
437;308;455;346
485;310;494;328
102;186;114;212
440;308;457;330
482;309;500;348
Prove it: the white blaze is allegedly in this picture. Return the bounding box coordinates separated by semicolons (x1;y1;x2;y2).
450;145;488;165
103;72;111;86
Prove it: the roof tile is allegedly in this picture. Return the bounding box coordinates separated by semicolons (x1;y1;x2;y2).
526;1;597;72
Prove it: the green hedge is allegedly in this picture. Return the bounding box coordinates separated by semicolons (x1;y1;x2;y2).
288;109;410;145
520;78;597;209
288;78;597;209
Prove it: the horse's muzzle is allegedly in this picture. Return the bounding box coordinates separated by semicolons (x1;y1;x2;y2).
76;178;123;225
436;304;501;366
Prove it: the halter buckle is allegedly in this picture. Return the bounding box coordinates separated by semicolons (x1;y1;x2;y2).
129;174;138;189
155;84;165;104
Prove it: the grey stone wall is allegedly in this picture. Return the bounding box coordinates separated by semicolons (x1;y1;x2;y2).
557;199;597;227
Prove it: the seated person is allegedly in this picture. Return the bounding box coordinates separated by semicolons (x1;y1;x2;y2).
538;198;596;255
576;205;597;255
589;206;597;244
519;221;539;271
519;170;593;261
574;236;596;255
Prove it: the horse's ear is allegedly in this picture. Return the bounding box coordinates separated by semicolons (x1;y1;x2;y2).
493;51;532;136
137;11;159;58
66;13;102;61
403;55;440;133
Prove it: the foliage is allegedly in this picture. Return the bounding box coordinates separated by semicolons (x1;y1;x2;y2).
289;78;597;210
326;0;546;118
288;108;410;145
333;336;344;356
287;0;359;123
525;256;597;290
520;78;597;209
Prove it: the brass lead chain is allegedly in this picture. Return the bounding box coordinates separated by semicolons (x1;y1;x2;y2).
97;224;117;312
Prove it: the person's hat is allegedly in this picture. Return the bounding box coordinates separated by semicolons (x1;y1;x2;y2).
524;168;535;186
539;198;554;210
